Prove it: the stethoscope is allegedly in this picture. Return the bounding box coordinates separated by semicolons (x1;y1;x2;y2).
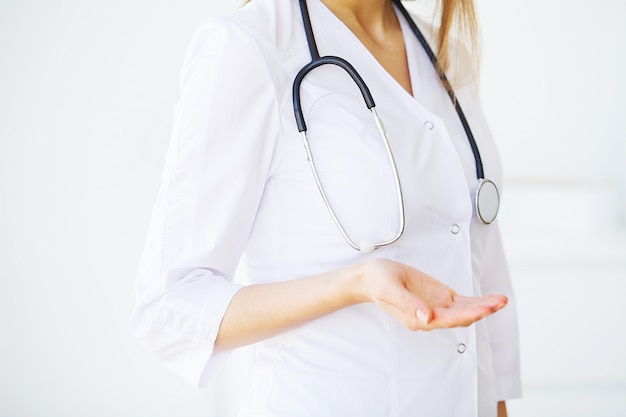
292;0;500;253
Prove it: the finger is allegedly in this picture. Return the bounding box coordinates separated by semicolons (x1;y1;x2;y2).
427;307;485;329
427;300;502;329
453;294;508;311
378;299;431;331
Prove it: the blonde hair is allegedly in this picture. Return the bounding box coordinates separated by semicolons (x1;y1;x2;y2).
436;0;480;85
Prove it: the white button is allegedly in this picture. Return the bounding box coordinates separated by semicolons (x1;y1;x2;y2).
424;120;434;130
450;224;460;234
457;343;466;354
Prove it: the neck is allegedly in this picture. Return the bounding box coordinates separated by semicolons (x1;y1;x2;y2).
320;0;397;34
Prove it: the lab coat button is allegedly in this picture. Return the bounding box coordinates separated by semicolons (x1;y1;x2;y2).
457;343;467;353
424;120;434;130
450;224;460;234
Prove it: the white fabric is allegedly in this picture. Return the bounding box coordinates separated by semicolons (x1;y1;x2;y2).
131;0;522;415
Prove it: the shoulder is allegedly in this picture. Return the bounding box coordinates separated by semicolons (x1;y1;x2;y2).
191;0;307;62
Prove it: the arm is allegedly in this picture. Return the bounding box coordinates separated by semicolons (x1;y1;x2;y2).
216;258;508;351
498;401;508;417
131;20;283;387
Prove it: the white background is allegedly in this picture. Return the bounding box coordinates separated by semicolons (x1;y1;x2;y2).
1;0;624;416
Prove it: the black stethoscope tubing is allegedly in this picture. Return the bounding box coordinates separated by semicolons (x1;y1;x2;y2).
291;0;499;249
293;0;376;133
393;0;484;180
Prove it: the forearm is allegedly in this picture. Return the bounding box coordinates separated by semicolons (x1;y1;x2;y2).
497;401;507;417
215;258;507;351
215;263;361;350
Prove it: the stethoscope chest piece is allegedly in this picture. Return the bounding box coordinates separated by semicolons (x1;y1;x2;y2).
475;178;500;224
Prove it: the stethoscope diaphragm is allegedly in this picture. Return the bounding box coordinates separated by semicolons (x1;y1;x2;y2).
475;178;500;224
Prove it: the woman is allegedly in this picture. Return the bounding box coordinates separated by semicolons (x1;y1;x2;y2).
132;0;521;416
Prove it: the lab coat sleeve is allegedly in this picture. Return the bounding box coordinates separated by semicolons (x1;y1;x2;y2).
131;18;281;388
481;222;523;401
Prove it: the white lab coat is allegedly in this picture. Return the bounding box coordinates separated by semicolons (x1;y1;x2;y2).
131;0;522;415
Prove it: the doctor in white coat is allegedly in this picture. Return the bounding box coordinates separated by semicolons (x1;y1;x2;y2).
132;0;522;416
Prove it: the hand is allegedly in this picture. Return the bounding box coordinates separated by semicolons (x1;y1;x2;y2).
353;258;507;331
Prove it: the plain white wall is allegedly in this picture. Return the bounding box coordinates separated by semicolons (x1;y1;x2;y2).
476;1;626;416
1;0;624;416
0;1;240;415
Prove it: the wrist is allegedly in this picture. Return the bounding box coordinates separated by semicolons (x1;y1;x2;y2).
337;261;369;305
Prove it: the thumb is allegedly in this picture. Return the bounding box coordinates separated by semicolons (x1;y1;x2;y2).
415;305;431;325
384;283;432;325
